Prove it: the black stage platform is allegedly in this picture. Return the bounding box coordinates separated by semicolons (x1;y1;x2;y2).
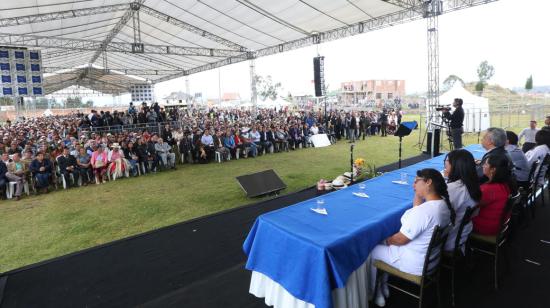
1;153;549;308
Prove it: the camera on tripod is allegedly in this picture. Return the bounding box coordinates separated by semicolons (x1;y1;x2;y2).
435;105;451;112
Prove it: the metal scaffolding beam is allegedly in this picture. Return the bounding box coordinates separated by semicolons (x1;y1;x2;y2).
85;76;133;89
424;0;444;155
140;5;246;51
0;3;129;27
0;33;246;57
382;0;424;11
88;1;146;65
43;66;183;76
42;50;91;61
153;0;497;83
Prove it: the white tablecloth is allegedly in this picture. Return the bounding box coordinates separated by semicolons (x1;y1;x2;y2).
249;259;371;308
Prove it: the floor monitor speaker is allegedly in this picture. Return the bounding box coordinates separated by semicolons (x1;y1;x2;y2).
236;169;287;198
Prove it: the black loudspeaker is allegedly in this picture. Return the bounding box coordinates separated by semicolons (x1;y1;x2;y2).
426;129;441;156
236;169;287;198
313;56;325;97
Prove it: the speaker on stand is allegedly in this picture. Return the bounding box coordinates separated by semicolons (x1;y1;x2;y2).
425;129;441;156
313;56;325;97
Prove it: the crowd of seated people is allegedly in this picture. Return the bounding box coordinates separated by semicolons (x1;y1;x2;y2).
0;103;405;201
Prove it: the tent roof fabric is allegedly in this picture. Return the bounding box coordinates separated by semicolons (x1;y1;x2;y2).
0;0;497;94
43;66;145;95
439;84;488;107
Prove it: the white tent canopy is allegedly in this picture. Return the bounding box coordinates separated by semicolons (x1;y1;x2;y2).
0;0;495;94
439;84;490;133
257;98;291;109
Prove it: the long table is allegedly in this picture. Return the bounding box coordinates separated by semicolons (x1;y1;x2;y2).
243;144;486;308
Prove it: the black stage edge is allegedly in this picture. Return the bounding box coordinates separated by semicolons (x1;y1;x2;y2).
1;154;549;308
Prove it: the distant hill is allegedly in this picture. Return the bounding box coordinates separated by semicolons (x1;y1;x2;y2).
404;83;549;108
512;85;550;94
446;83;546;107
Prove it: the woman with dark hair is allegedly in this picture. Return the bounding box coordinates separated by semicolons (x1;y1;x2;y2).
472;154;516;236
443;149;482;251
525;129;550;185
369;168;454;307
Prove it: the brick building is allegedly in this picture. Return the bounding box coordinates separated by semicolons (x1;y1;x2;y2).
340;80;405;106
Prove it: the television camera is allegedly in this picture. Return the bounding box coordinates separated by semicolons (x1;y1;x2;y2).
435;105;451;112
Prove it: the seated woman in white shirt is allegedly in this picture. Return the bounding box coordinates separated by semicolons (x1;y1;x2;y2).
443;149;482;252
369;168;455;307
525;129;550;185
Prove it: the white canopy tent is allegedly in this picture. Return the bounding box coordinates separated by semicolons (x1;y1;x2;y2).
439;84;490;133
257;98;291;109
0;0;496;95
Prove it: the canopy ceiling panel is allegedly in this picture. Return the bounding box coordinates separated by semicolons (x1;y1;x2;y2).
0;13;125;38
44;67;144;95
135;16;219;49
0;0;498;93
0;0;131;18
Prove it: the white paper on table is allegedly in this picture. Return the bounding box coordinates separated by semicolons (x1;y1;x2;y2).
392;180;408;185
310;208;328;215
352;192;370;198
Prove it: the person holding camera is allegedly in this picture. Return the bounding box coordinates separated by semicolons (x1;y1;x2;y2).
443;98;465;149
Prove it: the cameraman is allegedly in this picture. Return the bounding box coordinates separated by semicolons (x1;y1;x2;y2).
443;98;465;149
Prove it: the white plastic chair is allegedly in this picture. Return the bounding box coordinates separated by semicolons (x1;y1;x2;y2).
7;181;30;199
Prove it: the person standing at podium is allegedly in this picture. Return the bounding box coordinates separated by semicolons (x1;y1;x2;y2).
443;98;465;149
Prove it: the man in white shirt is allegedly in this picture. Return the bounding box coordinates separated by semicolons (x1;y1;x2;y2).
200;130;214;147
310;123;319;135
518;120;539;153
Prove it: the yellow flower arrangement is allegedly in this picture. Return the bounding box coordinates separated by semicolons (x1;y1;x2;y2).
354;158;365;168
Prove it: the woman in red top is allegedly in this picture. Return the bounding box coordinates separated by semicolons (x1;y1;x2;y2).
473;154;516;235
234;130;246;157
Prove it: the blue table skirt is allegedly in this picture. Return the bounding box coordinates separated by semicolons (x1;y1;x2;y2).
243;144;485;308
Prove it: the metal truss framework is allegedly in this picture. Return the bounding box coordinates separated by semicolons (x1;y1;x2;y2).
88;1;146;65
0;0;498;94
139;5;245;51
45;76;136;95
0;3;129;27
0;33;245;57
426;1;441;109
382;0;425;13
425;0;446;155
155;0;498;83
43;66;183;76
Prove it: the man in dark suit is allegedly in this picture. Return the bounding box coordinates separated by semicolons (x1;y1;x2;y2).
443;98;465;148
288;123;301;150
147;135;160;171
379;110;388;137
0;159;7;196
477;127;513;183
260;126;274;154
57;147;79;187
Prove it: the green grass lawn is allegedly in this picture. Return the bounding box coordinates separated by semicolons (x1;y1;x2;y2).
0;115;536;272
